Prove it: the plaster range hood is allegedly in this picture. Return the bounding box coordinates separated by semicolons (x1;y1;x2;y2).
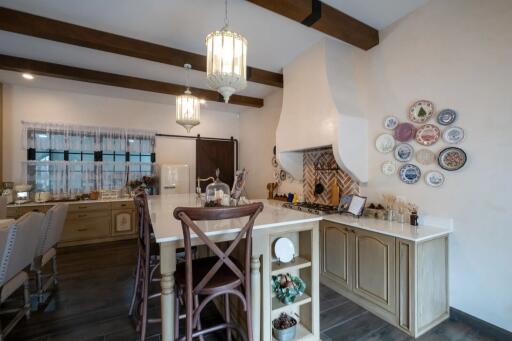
276;39;369;183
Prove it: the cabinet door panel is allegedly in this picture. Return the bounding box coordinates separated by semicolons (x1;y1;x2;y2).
112;209;136;235
353;229;396;313
320;222;352;290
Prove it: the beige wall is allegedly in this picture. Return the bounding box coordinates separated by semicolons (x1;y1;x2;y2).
1;82;240;192
238;90;282;199
362;0;512;331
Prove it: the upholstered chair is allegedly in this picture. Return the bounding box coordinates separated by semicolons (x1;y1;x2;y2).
31;203;69;305
0;196;7;219
0;212;45;340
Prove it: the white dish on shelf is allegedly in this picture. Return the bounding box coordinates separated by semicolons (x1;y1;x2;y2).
274;237;295;263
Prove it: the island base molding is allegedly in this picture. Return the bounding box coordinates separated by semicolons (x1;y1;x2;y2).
319;221;449;338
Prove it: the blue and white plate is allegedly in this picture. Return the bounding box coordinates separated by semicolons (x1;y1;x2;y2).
394;143;414;162
443;126;464;144
384;116;399;130
425;171;445;188
437;109;457;126
399;164;421;184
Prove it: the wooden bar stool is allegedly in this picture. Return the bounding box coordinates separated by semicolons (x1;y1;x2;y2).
130;191;161;341
173;202;264;341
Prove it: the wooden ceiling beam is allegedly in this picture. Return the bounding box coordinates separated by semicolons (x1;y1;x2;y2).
247;0;379;50
0;54;264;108
0;7;283;88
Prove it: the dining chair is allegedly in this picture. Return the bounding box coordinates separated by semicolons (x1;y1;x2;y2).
0;196;7;219
130;190;162;341
173;202;264;341
31;203;69;306
0;212;45;340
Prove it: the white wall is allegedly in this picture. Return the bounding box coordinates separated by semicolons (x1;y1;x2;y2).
2;82;240;192
362;0;512;331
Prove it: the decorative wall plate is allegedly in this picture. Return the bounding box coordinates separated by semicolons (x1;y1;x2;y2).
376;133;395;153
394;143;414;162
394;123;416;142
279;170;287;181
274;237;295;263
437;109;457;126
409;100;434;123
381;161;396;176
399;164;421;184
384;116;399;130
438;147;467;171
271;156;278;168
415;124;441;146
425;171;445;187
443;126;464;144
415;149;436;165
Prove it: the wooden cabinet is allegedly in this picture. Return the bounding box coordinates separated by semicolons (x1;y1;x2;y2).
352;229;395;313
6;200;138;247
320;222;352;290
320;220;449;338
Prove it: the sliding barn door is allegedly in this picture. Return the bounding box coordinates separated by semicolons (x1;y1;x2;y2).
196;139;235;192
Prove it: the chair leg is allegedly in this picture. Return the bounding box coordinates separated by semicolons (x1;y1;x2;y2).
194;295;205;341
23;280;30;319
36;269;43;304
140;268;148;341
225;294;232;341
245;290;253;341
51;255;58;287
128;251;142;316
174;289;180;340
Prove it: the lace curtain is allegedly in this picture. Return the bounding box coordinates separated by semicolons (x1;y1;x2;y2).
22;122;157;195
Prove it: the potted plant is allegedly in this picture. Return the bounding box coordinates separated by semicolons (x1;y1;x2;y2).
271;273;306;305
272;313;297;341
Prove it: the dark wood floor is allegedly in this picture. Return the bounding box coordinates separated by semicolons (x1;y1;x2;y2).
3;240;503;341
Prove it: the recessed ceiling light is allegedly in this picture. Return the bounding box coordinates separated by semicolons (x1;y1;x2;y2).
199;99;206;104
22;73;34;80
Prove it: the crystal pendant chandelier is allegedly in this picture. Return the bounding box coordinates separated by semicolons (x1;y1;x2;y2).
176;64;200;132
205;0;247;103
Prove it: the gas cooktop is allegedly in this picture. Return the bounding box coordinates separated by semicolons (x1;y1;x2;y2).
282;202;338;215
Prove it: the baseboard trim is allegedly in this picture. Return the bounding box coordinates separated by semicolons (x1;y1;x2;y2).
450;307;512;341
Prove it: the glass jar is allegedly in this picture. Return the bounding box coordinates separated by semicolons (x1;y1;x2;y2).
205;169;231;206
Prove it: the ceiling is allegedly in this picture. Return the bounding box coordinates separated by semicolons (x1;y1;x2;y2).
0;0;428;107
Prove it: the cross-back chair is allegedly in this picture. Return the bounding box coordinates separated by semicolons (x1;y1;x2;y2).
173;202;264;341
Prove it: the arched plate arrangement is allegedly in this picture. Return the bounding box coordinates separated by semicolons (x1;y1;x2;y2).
399;164;421;184
437;109;457;126
438;147;467;171
415;124;441;146
425;171;445;188
409;100;434;123
394;143;414;162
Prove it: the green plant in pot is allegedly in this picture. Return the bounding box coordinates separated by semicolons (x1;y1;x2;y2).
272;312;297;341
272;273;306;305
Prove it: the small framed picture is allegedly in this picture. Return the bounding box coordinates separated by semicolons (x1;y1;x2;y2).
347;195;367;217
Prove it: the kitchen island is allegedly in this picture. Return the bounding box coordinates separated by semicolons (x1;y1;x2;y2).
148;194;452;340
148;194;323;341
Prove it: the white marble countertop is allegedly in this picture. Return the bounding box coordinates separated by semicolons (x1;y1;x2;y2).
323;214;452;242
148;194;452;243
148;194;322;243
7;197;133;208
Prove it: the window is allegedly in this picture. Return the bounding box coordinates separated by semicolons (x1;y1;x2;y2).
23;122;156;196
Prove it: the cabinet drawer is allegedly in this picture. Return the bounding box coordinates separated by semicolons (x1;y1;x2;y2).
67;210;110;222
111;201;135;210
68;202;111;212
61;216;111;242
19;205;51;216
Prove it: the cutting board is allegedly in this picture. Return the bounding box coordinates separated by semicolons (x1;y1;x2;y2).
330;178;340;206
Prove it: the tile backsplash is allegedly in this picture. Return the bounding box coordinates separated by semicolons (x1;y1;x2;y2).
303;148;359;204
